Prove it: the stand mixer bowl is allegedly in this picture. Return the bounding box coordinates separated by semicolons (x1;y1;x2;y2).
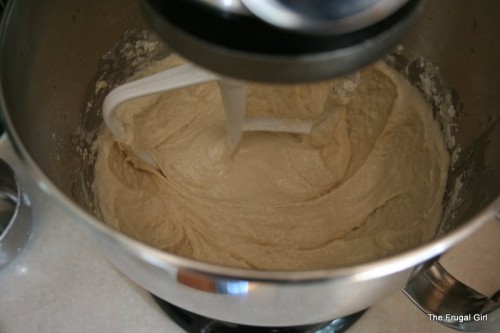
0;0;499;328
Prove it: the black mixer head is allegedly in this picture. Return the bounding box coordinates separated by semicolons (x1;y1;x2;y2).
140;0;422;83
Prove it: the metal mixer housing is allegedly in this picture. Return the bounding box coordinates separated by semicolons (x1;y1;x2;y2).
141;0;422;82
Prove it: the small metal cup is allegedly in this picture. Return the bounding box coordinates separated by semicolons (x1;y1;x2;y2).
0;158;32;270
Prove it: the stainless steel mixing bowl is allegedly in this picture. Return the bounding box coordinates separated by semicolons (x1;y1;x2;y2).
0;0;498;330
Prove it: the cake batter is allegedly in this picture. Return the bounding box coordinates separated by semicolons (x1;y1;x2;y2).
93;55;449;270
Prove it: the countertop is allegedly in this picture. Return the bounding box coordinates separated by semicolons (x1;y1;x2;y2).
0;135;498;333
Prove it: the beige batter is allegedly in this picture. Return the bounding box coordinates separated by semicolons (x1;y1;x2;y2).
93;55;449;270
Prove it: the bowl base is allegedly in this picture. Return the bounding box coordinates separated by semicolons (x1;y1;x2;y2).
151;294;366;333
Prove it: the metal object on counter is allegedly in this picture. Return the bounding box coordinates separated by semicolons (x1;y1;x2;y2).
0;0;499;330
404;262;500;331
140;0;422;82
0;158;32;270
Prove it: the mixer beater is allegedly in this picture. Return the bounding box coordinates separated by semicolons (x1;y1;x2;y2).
103;59;362;167
103;62;316;167
103;0;421;167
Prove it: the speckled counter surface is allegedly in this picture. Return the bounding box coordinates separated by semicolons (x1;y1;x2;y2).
0;135;498;333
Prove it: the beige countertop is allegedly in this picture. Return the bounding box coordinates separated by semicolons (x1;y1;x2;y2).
0;136;498;333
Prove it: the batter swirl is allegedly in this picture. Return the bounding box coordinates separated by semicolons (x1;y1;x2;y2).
93;56;449;270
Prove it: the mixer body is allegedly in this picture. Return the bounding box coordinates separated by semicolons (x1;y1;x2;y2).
141;0;422;82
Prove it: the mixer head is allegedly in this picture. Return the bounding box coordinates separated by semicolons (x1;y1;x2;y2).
140;0;422;83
